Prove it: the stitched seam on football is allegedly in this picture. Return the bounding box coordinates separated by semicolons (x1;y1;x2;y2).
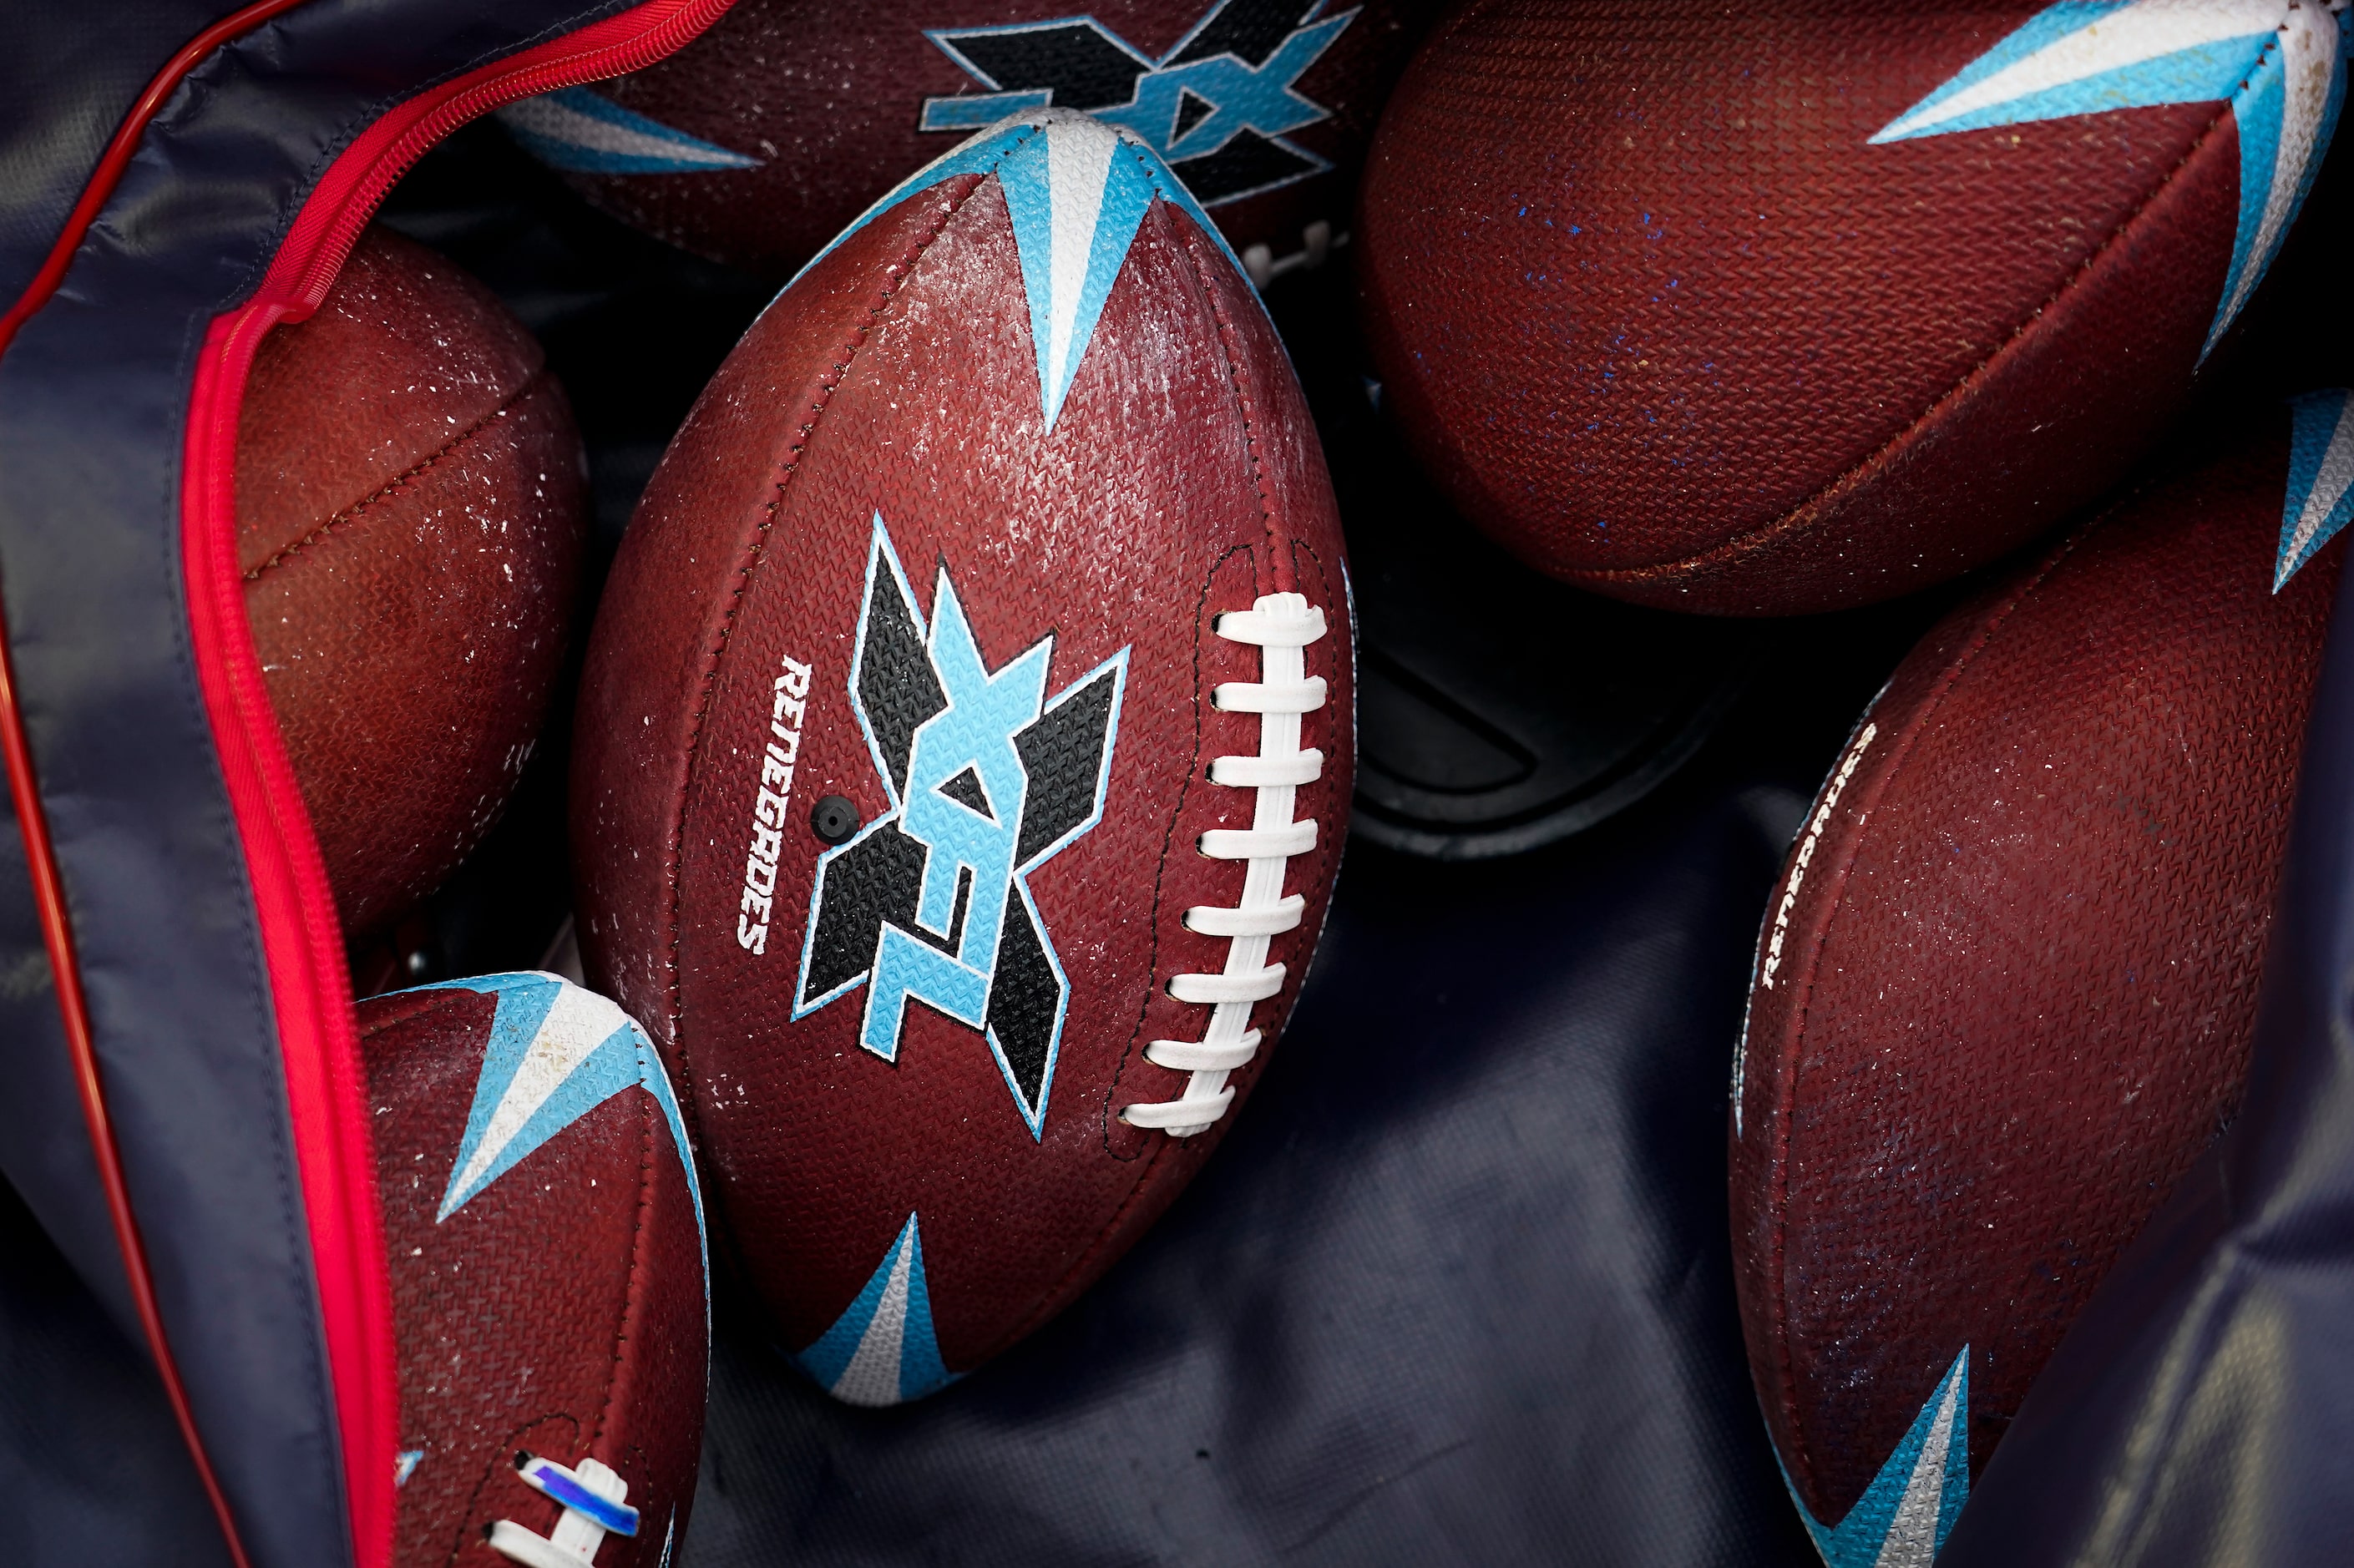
241;368;552;582
1571;69;2255;584
1016;215;1309;1346
655;162;1000;1060
590;1075;662;1459
1167;161;1293;584
1762;523;2093;1513
353;983;468;1041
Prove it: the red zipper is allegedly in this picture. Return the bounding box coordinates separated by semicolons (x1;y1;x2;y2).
2;3;737;1566
189;14;744;1562
265;0;736;320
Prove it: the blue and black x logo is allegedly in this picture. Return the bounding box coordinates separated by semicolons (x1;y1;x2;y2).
794;513;1126;1137
920;0;1357;205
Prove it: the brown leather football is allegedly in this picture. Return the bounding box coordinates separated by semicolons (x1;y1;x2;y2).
361;971;706;1568
571;112;1353;1400
1356;0;2346;614
1729;393;2351;1563
236;224;585;935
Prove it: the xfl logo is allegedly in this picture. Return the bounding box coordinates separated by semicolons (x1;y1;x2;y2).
794;514;1126;1137
920;0;1356;205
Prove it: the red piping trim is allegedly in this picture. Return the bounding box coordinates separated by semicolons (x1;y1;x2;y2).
0;594;255;1568
0;8;331;1565
0;3;735;1566
0;0;319;358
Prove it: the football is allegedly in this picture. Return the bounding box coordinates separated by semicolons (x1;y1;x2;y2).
1728;390;2354;1564
1356;0;2346;614
494;0;1438;285
237;224;587;935
361;971;706;1568
571;110;1353;1400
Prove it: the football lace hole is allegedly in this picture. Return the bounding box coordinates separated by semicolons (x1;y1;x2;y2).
811;795;860;846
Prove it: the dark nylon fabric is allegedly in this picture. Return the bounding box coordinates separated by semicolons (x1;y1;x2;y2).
0;0;270;1370
0;1176;230;1568
1940;546;2354;1568
0;1;253;308
0;3;636;1565
0;806;129;1334
676;686;1869;1567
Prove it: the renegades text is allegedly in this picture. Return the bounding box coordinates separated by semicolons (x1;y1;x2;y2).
737;652;812;954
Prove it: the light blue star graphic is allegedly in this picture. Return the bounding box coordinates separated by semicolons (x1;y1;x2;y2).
493;86;760;175
2279;387;2354;589
1784;1348;1972;1568
996;117;1157;429
787;111;1248;429
1872;0;2346;357
793;1212;956;1406
402;972;706;1277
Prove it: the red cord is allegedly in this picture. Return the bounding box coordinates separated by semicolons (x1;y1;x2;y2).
0;10;324;1562
0;0;318;360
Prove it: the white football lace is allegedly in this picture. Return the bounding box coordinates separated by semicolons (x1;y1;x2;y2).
487;1452;639;1568
1239;218;1341;290
1123;592;1328;1137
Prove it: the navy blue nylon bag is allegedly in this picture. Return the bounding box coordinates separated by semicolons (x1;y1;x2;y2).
0;4;728;1563
7;6;2354;1566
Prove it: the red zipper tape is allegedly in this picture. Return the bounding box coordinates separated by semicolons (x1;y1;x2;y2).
2;2;735;1565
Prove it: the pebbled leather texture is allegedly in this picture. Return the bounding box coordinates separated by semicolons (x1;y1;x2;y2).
359;981;705;1568
1939;544;2354;1568
236;225;586;935
573;120;1352;1379
528;0;1440;277
1729;410;2343;1525
1357;0;2276;615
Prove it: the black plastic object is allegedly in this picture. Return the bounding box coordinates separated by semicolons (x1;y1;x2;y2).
810;795;860;846
1263;281;1769;859
1347;462;1764;857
